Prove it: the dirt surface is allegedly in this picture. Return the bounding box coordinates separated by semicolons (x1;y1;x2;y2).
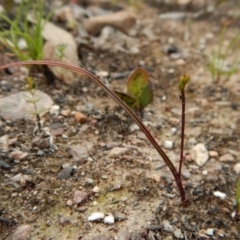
0;0;240;239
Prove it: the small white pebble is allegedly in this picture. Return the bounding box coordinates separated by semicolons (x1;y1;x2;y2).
129;124;140;132
66;200;73;206
233;163;240;174
205;228;214;236
32;206;37;211
202;170;208;175
82;87;88;92
231;211;236;218
11;192;18;197
171;128;177;134
88;212;104;221
87;157;94;162
92;201;98;206
175;59;186;65
62;134;68;139
92;186;100;193
213;191;226;200
104;214;114;224
0;5;4;13
18;38;27;50
190;143;209;166
162;95;167;101
49;105;60;116
96;71;109;78
164;140;173;149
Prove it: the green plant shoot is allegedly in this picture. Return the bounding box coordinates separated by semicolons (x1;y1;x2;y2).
55;44;67;60
208;26;240;83
178;74;190;91
114;68;153;111
24;76;43;134
0;0;57;61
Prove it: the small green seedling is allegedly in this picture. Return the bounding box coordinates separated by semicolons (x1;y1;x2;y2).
236;172;240;218
208;25;240;83
0;60;190;206
55;44;67;60
24;76;43;135
114;68;153;111
0;0;55;61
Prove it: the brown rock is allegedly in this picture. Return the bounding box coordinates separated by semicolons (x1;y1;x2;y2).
9;150;28;161
209;150;219;158
75;112;88;123
149;174;161;183
83;9;136;36
38;19;80;85
109;147;131;158
32;137;50;149
66;144;88;163
73;190;88;204
219;153;234;162
76;206;88;212
168;117;180;125
61;109;71;117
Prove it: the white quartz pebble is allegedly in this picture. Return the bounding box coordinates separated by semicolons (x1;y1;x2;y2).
104;214;114;224
92;186;100;193
88;212;104;221
213;191;226;200
190;143;209;166
164;140;173;149
49;105;60;116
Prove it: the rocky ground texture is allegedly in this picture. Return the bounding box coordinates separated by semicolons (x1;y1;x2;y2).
0;0;240;239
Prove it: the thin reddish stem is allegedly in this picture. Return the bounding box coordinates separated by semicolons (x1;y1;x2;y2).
178;90;185;179
0;60;186;204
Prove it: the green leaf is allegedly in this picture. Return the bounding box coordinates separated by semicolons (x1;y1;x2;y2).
237;174;240;213
138;81;153;108
127;68;153;109
114;90;137;109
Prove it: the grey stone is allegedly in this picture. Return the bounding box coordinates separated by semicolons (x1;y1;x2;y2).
10;224;31;240
58;166;74;179
118;230;131;240
162;220;173;232
67;145;89;163
0;160;11;169
0;90;53;121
